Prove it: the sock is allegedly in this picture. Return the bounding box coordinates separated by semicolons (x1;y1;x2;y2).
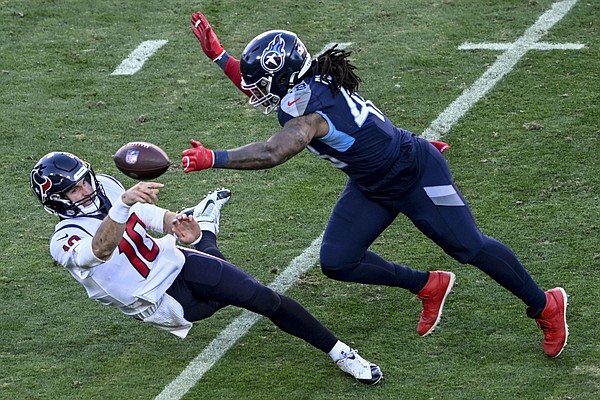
328;340;352;362
526;302;546;319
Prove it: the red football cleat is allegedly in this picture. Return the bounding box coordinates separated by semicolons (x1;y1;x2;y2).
430;140;451;153
535;287;569;358
416;271;456;336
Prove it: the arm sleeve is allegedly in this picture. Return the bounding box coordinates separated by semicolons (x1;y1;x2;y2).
50;228;104;272
131;203;169;233
215;53;252;97
70;238;105;268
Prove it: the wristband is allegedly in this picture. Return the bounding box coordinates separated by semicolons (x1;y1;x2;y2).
214;51;229;67
189;232;203;246
212;150;229;168
108;196;131;224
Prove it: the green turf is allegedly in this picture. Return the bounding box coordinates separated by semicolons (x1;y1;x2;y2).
1;0;599;399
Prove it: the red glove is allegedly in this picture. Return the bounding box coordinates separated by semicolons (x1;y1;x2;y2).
191;12;225;61
430;140;451;153
182;140;215;173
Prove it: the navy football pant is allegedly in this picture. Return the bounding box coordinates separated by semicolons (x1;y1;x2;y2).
320;140;546;313
167;246;337;353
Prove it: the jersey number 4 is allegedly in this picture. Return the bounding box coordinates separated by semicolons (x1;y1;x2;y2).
117;213;158;278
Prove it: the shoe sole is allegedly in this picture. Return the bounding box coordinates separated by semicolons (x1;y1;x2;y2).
421;272;456;337
549;287;569;358
215;188;232;201
364;366;383;385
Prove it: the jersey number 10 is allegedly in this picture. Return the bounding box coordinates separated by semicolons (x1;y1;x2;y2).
117;213;159;278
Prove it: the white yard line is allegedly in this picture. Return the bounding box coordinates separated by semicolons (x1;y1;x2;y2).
111;40;168;76
458;42;584;51
156;1;580;398
156;234;323;400
422;0;579;140
316;42;354;56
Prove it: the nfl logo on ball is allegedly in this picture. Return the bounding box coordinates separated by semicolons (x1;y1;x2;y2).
125;150;139;164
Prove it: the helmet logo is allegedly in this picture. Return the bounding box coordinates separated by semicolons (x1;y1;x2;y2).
33;174;53;201
261;34;286;73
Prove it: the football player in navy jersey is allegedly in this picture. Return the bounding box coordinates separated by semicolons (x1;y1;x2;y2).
30;151;382;385
182;12;568;358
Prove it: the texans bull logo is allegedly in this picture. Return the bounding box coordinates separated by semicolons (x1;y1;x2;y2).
260;34;286;73
32;173;53;202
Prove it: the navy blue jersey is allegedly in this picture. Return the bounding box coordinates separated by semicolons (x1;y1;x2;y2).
278;76;429;196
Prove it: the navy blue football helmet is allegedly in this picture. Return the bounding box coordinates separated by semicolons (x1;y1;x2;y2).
240;30;312;114
30;152;109;219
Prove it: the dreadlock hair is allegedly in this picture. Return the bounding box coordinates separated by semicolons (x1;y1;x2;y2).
314;45;361;96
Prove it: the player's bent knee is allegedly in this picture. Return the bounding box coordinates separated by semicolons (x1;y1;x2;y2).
321;265;345;281
247;285;282;316
448;250;479;264
446;242;485;264
438;234;486;264
320;261;360;282
320;248;356;270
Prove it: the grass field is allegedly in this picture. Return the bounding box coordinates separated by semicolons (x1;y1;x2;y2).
1;0;599;399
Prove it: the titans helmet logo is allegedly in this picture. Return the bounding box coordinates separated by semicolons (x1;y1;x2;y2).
261;34;286;73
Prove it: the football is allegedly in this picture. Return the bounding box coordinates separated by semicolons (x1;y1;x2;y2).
113;142;171;180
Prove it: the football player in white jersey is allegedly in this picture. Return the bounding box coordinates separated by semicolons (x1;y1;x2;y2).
30;151;382;385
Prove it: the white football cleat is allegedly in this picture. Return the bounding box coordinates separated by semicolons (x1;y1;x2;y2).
183;188;231;235
336;349;382;385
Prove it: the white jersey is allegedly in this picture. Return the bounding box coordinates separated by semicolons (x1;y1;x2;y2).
49;175;191;338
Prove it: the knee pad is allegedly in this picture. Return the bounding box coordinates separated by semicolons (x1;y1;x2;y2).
319;257;361;282
319;245;360;278
450;234;497;265
247;285;282;316
320;264;336;279
449;247;481;264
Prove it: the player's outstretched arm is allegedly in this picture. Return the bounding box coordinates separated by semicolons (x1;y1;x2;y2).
191;11;251;97
182;113;329;172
